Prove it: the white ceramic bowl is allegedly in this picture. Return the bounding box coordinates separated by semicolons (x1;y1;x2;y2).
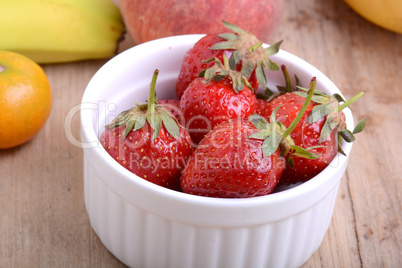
80;35;354;268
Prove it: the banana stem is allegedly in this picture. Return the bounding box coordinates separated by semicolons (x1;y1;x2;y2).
282;77;316;138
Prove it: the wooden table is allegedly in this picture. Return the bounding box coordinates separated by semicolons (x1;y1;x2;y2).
1;0;401;266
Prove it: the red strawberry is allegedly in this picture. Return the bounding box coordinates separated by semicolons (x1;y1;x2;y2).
180;57;257;145
255;98;271;118
176;33;227;99
158;99;183;122
180;82;319;198
180;118;285;198
158;98;180;110
267;93;338;184
100;70;194;191
265;85;365;185
176;20;282;99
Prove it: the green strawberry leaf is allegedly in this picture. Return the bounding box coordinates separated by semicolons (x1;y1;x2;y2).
262;132;282;157
217;32;238;41
231;50;243;66
270;105;282;124
248;114;269;130
122;118;136;139
319;116;339;144
308;103;333;123
210;39;238;50
241;59;256;79
107;111;129;129
291;145;318;159
248;129;272;140
229;54;237;70
333;93;346;103
293;90;306;96
147;114;162;140
221;20;247;35
305;145;325;150
265;40;282;56
353;118;366;134
160;112;180;139
338;143;347;156
133;114;146;131
293;91;330;104
255;62;267;89
266;59;280;71
295;86;328;96
339;129;355;143
198;69;207;78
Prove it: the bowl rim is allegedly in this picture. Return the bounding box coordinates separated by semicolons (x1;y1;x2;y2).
80;34;354;226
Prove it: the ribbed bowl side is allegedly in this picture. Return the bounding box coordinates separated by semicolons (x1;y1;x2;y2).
84;156;340;268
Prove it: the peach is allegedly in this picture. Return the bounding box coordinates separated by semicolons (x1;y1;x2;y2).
119;0;284;44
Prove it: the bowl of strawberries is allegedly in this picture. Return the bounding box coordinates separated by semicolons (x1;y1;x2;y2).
80;21;365;268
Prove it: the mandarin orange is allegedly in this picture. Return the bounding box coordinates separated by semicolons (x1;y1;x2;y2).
0;51;52;149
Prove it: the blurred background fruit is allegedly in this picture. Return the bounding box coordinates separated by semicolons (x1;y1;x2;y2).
0;0;125;64
344;0;402;33
0;51;52;149
117;0;284;44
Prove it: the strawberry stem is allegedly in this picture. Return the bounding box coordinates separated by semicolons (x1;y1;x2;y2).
281;65;292;92
282;77;316;138
147;69;159;116
336;91;365;112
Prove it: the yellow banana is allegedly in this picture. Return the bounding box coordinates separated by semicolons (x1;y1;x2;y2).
344;0;402;34
0;0;126;64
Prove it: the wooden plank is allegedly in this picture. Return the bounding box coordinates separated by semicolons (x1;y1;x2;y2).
0;60;124;267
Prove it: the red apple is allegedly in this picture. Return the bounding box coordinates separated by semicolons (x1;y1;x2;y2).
119;0;284;44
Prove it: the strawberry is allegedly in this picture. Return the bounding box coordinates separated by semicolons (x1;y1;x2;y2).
180;56;257;145
100;70;194;191
266;92;337;184
176;20;282;99
180;118;285;198
176;33;226;99
158;99;183;122
265;84;366;185
158;98;180;110
180;82;318;198
255;98;271;118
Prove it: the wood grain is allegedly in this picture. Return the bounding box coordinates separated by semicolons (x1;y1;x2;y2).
0;0;401;267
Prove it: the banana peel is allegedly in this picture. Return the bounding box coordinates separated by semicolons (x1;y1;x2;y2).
344;0;402;34
0;0;126;64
